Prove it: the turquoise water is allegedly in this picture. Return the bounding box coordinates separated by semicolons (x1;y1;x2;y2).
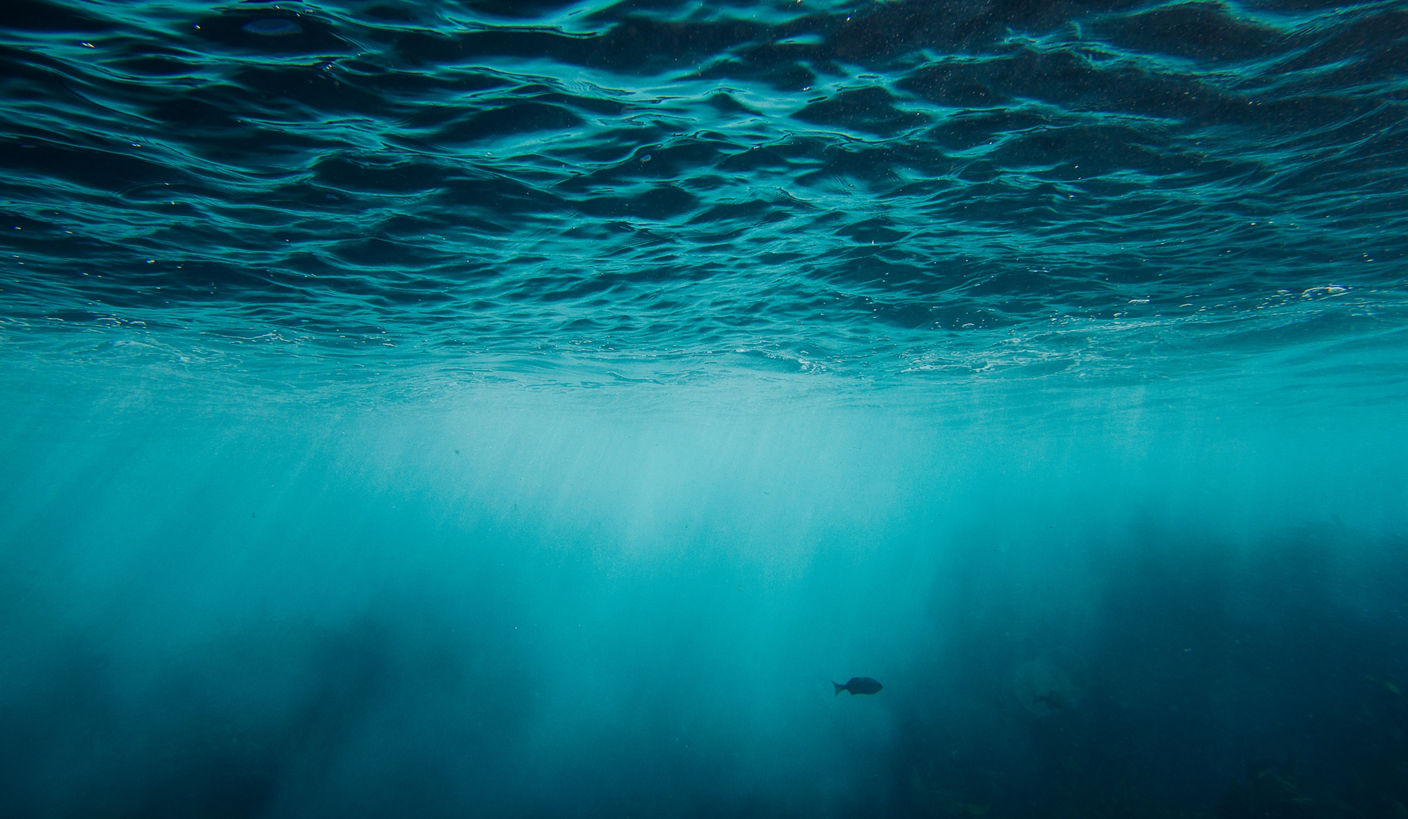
2;1;1407;816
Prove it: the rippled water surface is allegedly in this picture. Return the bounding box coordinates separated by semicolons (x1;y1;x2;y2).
3;0;1404;402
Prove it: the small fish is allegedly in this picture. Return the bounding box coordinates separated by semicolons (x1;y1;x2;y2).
833;676;883;696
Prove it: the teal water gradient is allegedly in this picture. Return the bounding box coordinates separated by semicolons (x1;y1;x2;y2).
3;364;1405;816
2;1;1407;817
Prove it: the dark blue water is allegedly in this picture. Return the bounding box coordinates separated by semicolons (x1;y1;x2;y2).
2;1;1406;817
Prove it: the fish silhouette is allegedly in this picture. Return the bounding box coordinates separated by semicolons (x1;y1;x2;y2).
833;676;883;695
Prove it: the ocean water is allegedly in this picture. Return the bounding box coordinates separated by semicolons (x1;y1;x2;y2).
1;0;1406;816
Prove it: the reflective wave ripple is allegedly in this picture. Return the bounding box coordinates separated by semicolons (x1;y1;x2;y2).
1;0;1405;391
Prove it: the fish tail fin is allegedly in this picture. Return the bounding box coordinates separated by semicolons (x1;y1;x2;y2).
833;681;843;696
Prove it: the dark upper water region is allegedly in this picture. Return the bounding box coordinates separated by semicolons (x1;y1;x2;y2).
0;0;1404;388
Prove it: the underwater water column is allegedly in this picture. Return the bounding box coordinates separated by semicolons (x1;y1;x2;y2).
2;0;1407;816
